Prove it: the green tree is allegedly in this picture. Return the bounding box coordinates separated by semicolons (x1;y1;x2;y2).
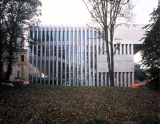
0;0;42;82
134;63;146;81
139;1;160;89
82;0;135;86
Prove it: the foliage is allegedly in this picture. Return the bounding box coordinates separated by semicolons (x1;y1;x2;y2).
82;0;135;86
93;115;108;124
134;63;147;81
146;68;159;90
0;0;42;81
139;1;160;89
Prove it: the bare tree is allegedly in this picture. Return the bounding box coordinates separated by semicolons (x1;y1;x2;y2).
82;0;135;86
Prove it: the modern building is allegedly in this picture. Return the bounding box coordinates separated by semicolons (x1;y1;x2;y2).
28;24;145;86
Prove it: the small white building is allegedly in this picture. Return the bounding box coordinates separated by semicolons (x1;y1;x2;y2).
28;24;145;86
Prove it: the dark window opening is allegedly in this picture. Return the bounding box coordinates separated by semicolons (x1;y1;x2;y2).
21;55;24;62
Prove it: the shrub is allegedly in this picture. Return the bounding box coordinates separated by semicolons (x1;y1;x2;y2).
93;115;108;124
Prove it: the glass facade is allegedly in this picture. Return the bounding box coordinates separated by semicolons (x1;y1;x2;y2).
29;26;133;87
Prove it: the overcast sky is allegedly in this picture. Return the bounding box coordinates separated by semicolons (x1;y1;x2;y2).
39;0;158;64
39;0;158;25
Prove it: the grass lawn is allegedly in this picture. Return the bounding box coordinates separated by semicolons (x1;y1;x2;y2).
0;83;159;124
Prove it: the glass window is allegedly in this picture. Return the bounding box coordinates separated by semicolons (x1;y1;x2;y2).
82;46;85;52
79;68;81;86
94;31;96;41
34;31;37;41
50;45;53;56
42;45;45;56
75;67;77;86
91;72;93;86
102;46;104;55
42;31;45;41
83;70;85;86
130;72;132;84
75;46;77;63
87;71;89;86
67;46;69;60
75;45;77;52
59;31;61;41
79;31;81;41
129;44;132;54
62;63;65;86
63;46;65;59
102;31;104;41
71;31;73;41
75;53;77;63
98;31;100;41
34;45;36;57
115;72;117;86
118;44;120;55
58;46;61;58
79;53;81;64
71;66;73;86
63;31;65;41
51;31;53;41
126;72;128;87
114;44;116;54
47;31;49;41
95;73;97;86
87;31;89;41
67;31;69;41
54;61;56;77
107;73;109;86
71;46;73;62
126;44;128;54
30;31;33;39
75;31;77;41
58;61;61;85
83;31;85;41
21;55;24;62
38;31;41;40
99;73;101;86
119;72;121;86
122;44;124;54
38;45;40;56
83;53;85;66
103;73;105;86
54;46;56;56
55;31;57;41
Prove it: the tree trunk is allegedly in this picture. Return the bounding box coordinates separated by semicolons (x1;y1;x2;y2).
110;30;114;86
5;38;13;81
0;32;2;83
105;36;114;86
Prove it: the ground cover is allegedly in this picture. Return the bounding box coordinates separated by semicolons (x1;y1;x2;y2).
0;83;159;124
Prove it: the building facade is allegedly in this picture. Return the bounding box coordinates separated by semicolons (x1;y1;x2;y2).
28;24;145;86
